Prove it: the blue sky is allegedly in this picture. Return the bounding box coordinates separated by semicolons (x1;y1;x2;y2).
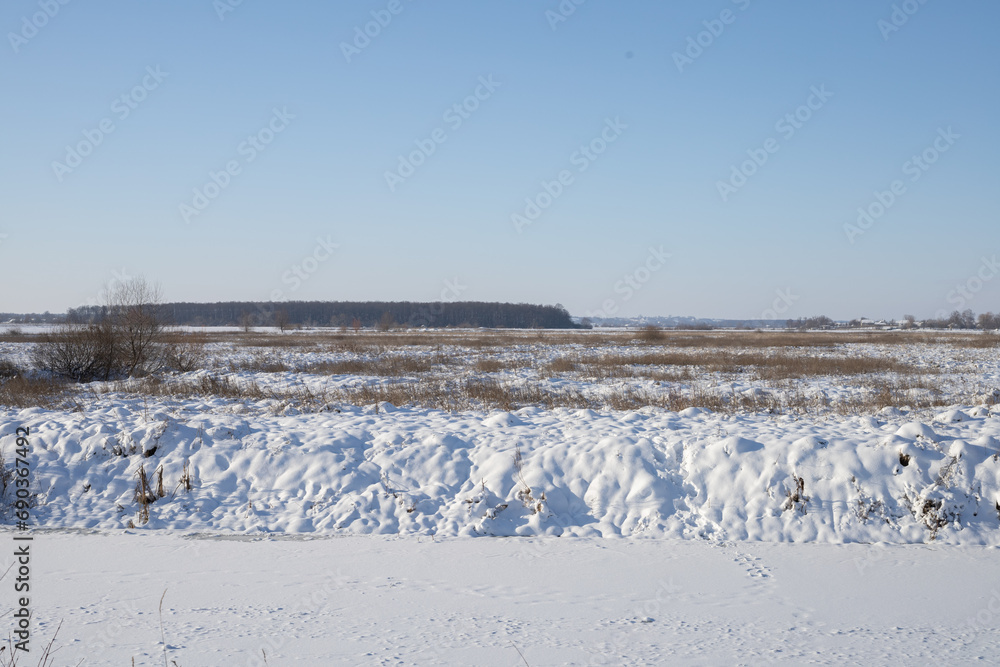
1;1;998;320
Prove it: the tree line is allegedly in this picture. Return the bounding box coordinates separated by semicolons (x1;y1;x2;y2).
67;300;581;330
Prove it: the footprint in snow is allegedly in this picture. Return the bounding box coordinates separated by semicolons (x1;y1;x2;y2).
734;552;772;579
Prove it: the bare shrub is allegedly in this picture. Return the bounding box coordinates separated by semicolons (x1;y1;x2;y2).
513;444;544;514
133;464;156;524
31;323;118;382
163;340;206;372
0;359;20;379
782;475;810;514
32;276;166;381
636;325;665;344
903;492;955;540
177;460;193;494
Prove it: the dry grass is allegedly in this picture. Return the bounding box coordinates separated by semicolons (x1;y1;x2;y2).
325;377;957;415
307;356;435;376
66;368;972;416
3;328;991;416
331;378;589;412
635;330;957;349
0;331;36;344
0;376;70;409
226;354;291;373
544;357;577;374
109;375;275;402
561;350;922;381
954;333;1000;348
474;358;527;373
160;330;213;346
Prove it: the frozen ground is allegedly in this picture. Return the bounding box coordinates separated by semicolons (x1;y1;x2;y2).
14;533;1000;665
2;329;1000;663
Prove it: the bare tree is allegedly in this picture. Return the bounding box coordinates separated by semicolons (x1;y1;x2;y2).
978;312;1000;331
274;308;290;332
34;276;166;381
378;311;395;332
107;277;165;377
240;310;253;333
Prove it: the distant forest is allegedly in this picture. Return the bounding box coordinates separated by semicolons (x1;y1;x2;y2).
65;301;580;330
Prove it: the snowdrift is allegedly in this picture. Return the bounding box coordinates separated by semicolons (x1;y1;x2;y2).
5;401;1000;543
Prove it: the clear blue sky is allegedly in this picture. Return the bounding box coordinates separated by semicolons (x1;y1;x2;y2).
2;1;997;321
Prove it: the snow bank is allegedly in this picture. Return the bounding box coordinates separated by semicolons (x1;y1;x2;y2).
5;399;1000;543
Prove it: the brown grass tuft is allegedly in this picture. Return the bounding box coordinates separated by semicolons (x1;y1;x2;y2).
0;376;69;409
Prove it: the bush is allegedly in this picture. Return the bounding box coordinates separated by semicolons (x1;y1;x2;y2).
32;277;166;382
31;323;118;382
636;325;665;343
0;359;20;378
163;340;205;373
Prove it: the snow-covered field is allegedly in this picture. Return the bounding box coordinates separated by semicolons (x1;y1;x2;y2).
19;533;1000;665
2;328;1000;664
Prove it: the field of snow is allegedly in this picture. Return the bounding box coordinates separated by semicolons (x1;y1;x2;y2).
16;533;1000;665
2;328;1000;663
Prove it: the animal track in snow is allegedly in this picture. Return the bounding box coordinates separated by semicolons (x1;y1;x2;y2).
733;551;772;579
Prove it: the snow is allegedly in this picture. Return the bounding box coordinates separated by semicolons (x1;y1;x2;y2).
7;399;1000;543
16;533;1000;665
3;331;1000;662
